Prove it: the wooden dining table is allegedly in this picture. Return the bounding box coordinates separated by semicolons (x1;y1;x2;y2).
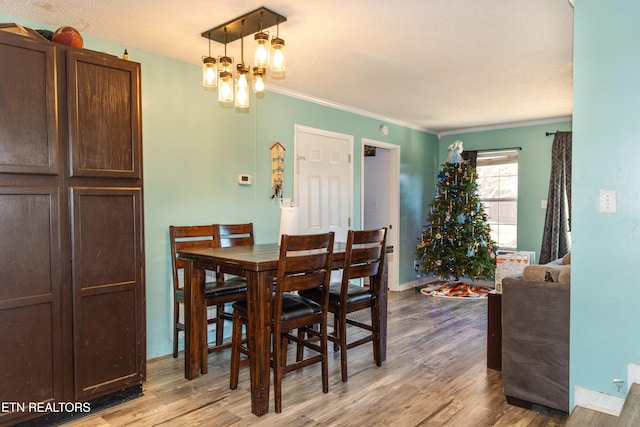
178;242;391;416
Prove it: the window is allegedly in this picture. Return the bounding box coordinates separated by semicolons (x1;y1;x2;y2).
476;150;518;250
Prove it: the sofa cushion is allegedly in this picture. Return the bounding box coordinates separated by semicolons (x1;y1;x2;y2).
523;264;570;284
562;252;571;265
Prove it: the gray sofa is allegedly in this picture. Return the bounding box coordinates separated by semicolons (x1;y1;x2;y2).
501;254;571;413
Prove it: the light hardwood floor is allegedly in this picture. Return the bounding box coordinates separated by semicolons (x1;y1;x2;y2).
62;289;568;427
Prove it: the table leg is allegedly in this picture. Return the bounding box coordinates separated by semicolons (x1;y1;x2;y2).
379;256;388;362
246;270;272;416
184;260;205;379
487;292;502;370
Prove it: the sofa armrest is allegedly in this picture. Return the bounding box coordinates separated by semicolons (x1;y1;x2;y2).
501;277;570;412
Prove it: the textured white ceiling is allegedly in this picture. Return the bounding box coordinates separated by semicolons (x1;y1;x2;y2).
0;0;574;134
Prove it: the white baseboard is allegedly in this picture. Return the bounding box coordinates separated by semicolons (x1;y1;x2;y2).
574;386;625;416
395;277;441;292
573;363;640;416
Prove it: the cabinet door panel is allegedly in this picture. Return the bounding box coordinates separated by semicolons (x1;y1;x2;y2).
0;190;59;299
0;303;56;401
0;33;58;175
0;188;62;424
70;187;144;399
67;51;141;178
76;286;139;395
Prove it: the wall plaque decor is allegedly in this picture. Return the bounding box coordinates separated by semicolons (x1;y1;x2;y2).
271;142;285;200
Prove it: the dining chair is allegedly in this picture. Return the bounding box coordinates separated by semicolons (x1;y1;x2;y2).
229;232;335;413
299;228;386;382
214;223;255;281
169;225;247;358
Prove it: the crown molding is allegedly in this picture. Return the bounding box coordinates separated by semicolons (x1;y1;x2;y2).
263;84;571;139
265;84;435;134
437;116;573;138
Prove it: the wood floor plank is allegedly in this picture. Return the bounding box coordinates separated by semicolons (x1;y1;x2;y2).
564;406;617;427
61;289;569;426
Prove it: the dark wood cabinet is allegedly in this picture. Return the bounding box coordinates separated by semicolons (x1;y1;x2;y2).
0;29;144;426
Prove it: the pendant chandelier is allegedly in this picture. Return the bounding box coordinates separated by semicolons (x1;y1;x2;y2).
201;7;287;109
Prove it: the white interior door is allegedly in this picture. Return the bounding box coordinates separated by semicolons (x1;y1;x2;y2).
295;125;352;243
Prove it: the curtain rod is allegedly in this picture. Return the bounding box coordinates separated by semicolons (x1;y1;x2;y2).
479;146;522;152
546;130;572;136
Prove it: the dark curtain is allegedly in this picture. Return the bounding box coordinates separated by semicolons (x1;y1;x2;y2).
462;150;478;168
540;132;572;264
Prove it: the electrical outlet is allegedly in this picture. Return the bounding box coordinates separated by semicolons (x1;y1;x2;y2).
612;378;625;393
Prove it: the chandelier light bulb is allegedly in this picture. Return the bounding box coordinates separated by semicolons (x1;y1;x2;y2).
202;57;217;88
235;65;250;108
238;73;248;89
254;75;265;92
254;32;270;68
270;37;285;75
218;55;234;103
219;72;234;103
253;67;266;93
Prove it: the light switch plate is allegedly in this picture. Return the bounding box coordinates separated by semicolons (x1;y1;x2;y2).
599;189;616;213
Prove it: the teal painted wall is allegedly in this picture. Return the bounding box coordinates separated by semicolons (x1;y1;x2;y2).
439;122;572;258
571;0;640;407
0;13;437;358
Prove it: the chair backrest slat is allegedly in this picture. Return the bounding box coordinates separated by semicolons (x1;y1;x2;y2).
284;253;330;273
216;223;255;248
348;262;380;281
283;270;328;293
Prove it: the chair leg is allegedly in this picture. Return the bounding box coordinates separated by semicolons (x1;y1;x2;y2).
229;311;242;390
372;303;382;367
281;335;289;370
273;332;283;413
201;302;208;375
296;329;305;362
333;314;340;353
321;323;329;393
215;303;225;346
339;310;349;382
173;301;180;358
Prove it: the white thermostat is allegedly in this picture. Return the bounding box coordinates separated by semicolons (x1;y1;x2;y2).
238;174;252;185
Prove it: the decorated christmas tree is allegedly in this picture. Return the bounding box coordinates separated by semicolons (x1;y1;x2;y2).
416;141;497;280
